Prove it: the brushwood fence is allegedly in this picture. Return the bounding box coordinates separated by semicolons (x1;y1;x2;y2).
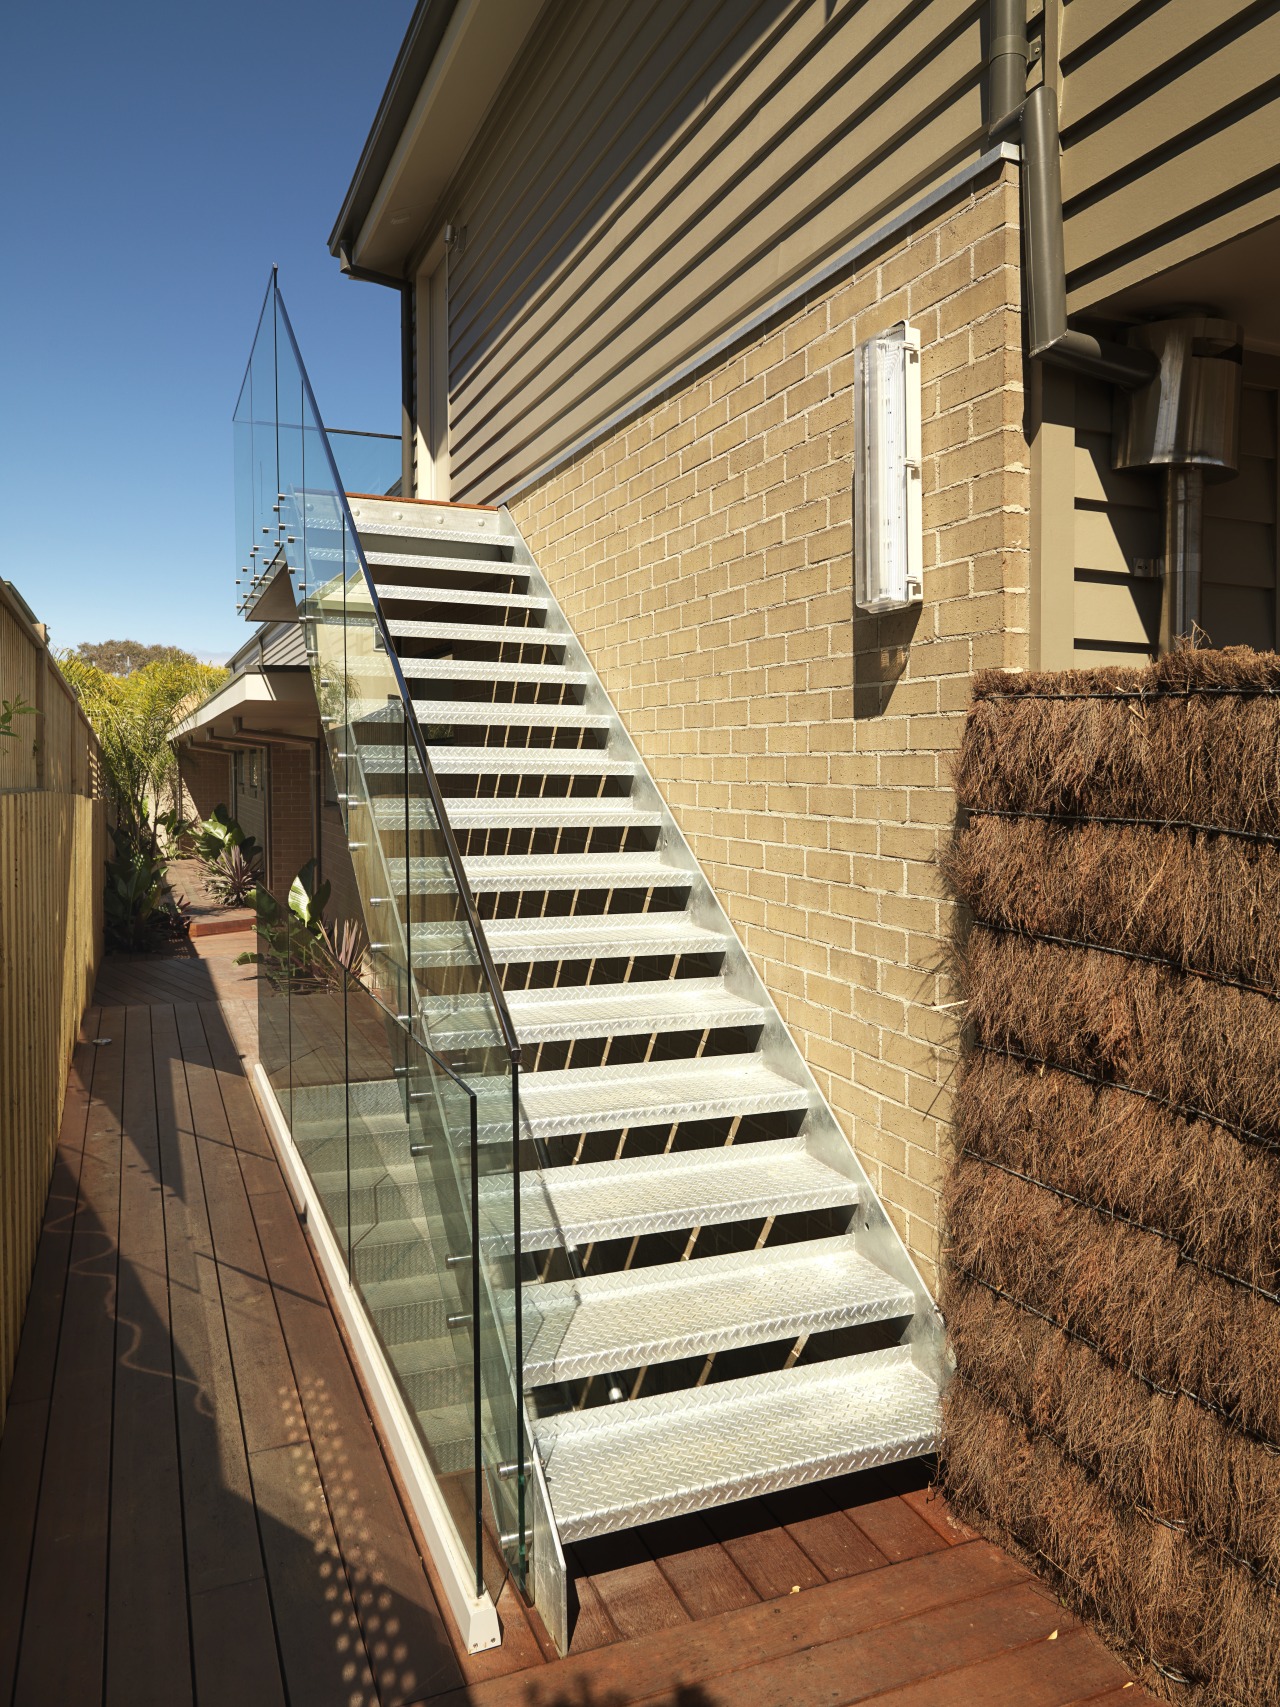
940;648;1280;1706
0;583;105;1428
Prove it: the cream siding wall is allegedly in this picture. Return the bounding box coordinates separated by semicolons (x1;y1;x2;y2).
510;164;1028;1283
1033;360;1280;667
1058;0;1280;311
443;0;991;505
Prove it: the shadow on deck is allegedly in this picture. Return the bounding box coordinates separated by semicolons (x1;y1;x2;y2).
0;937;1155;1707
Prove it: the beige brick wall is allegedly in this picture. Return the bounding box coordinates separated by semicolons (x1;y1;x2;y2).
510;163;1029;1286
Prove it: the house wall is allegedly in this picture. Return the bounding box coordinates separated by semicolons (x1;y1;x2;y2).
1031;356;1280;668
441;0;994;504
265;745;314;901
510;161;1028;1283
231;747;268;858
318;740;365;933
177;747;232;829
1055;0;1280;313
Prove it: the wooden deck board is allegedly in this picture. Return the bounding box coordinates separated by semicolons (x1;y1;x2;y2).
760;1479;890;1582
105;1005;193;1707
0;944;1151;1706
0;1012;99;1703
13;1007;124;1705
434;1542;1033;1706
638;1512;758;1620
244;1180;463;1704
569;1530;691;1644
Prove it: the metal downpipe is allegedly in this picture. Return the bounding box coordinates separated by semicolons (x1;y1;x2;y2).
987;1;1156;390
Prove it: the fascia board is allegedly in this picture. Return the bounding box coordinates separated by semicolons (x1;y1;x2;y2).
351;0;544;275
171;671;316;740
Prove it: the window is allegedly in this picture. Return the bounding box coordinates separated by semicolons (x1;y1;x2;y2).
235;748;263;796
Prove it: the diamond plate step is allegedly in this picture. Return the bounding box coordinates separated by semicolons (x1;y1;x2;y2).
484;1136;858;1253
397;852;688;895
350;1218;443;1285
504;978;768;1043
358;746;630;779
415;1403;476;1477
292;1112;422;1175
410;912;725;969
352;519;513;550
380;585;547;613
429;748;635;779
412;700;612;731
534;1346;940;1542
382;619;560;649
397;657;589;687
361;1275;450;1346
418;977;764;1047
518;1237;913;1385
391;1336;475;1412
488;1053;808;1142
370;797;660;834
310;1163;419;1227
379;799;662;836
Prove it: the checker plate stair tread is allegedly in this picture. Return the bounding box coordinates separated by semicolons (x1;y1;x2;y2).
535;1346;940;1541
519;1236;913;1384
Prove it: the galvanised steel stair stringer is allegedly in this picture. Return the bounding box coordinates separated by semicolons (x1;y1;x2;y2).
339;493;947;1654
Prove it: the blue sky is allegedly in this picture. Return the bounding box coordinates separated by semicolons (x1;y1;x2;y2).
1;0;415;661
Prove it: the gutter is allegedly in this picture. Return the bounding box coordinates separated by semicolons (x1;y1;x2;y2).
988;0;1157;390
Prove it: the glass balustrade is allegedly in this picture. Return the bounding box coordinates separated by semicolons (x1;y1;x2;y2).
234;270;526;1598
328;427;402;499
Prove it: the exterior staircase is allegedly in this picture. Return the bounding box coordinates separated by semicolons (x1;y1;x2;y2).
289;495;945;1650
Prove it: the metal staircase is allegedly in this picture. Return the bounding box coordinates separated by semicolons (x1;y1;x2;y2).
331;493;944;1647
234;275;943;1653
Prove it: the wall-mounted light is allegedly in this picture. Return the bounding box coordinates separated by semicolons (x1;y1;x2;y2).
853;321;923;613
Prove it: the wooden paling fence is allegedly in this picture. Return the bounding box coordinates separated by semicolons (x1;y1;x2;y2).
0;583;105;1427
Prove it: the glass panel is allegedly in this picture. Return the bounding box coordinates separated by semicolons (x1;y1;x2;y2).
328;429;402;498
235;271;526;1597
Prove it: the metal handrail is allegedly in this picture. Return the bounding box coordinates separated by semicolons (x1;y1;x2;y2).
267;272;522;1072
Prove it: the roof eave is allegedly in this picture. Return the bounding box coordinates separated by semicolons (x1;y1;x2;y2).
329;0;545;279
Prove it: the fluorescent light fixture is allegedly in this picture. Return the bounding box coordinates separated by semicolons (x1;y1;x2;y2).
853;321;923;613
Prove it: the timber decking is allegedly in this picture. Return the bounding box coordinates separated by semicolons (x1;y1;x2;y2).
0;936;1157;1707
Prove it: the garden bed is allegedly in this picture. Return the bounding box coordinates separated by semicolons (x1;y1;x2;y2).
164;855;255;939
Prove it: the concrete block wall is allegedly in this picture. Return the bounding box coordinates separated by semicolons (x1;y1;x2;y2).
510;162;1029;1284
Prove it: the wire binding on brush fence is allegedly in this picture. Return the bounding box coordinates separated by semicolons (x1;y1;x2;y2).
976;1042;1280;1160
966;803;1280;852
978;685;1280;702
954;1266;1280;1458
950;1481;1204;1691
959;1147;1280;1309
951;1367;1280;1595
970;917;1280;1002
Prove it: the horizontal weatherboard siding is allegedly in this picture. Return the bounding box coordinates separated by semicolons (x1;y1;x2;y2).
1060;0;1280;309
1069;366;1279;662
444;0;988;503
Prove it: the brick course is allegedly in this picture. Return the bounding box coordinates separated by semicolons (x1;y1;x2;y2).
176;748;231;833
266;744;314;902
511;164;1028;1284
